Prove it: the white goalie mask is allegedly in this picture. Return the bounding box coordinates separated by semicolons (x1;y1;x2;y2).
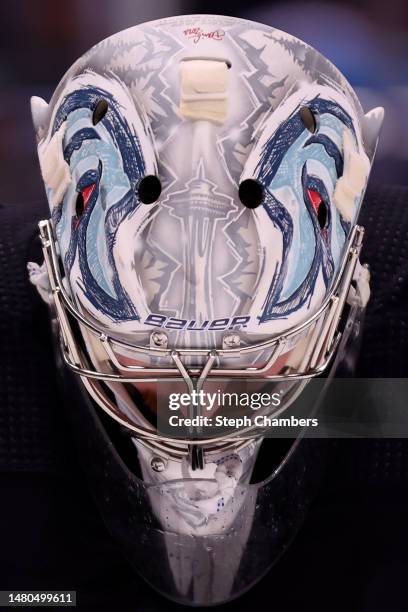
29;14;383;606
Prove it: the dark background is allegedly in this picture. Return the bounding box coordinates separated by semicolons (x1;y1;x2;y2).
0;0;407;206
0;2;407;611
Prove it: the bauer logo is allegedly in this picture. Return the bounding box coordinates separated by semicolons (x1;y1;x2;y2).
144;314;251;331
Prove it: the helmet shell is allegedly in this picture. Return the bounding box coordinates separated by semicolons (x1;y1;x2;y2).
32;14;375;348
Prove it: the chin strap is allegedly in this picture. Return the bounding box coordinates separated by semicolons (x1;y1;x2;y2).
27;261;53;305
348;259;371;308
333;129;371;222
37;121;71;209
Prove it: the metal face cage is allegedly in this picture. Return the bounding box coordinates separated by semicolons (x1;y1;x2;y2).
39;218;365;463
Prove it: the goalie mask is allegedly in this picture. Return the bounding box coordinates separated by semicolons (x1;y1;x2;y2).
29;14;383;606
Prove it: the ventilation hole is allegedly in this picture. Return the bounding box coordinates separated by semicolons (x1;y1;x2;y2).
317;202;328;229
239;179;264;209
300;106;317;133
92;99;108;125
75;192;85;217
138;175;162;204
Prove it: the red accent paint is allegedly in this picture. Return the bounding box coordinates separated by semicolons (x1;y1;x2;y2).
307;188;323;214
74;182;96;229
82;182;96;207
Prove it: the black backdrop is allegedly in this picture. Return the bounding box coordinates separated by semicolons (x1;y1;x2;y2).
0;185;407;610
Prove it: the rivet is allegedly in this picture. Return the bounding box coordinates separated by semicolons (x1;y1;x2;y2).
150;331;168;348
223;333;241;349
151;456;167;472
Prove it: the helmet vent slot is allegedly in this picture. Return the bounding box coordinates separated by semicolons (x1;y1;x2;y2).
92;98;108;125
238;178;264;209
138;175;162;205
300;105;317;133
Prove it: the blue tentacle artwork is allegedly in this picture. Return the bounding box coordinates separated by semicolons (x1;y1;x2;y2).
52;84;148;321
255;95;355;323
